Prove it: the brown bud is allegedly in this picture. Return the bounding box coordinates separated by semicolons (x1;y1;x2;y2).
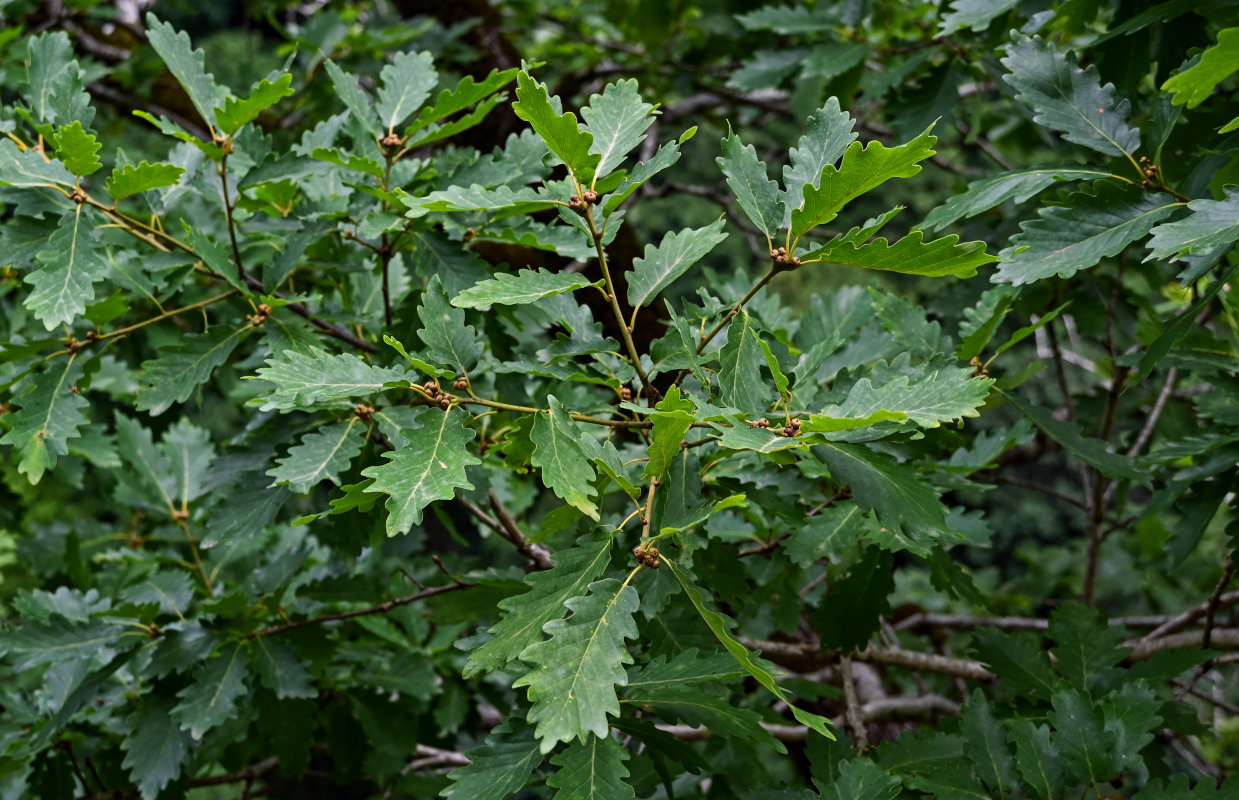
453;376;470;391
620;386;632;402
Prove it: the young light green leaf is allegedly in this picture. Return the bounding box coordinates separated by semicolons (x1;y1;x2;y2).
581;78;656;182
803;229;994;278
376;50;437;133
25;206;107;329
50;121;102;177
453;269;601;308
1162;27;1239;107
23;31;75;124
602;137;686;215
754;332;789;398
0;358;88;485
645;386;696;480
921;166;1112;232
782;98;857;224
515;578;639;752
252;347;410;411
791;126;936;239
322;58;381;139
361;408;480;536
996;180;1179;285
145;14;223;132
310;146;385;178
811;443;947;554
820;368;992;430
513;71;600;185
717;127;784;243
418;274;484;373
660;555;834;740
0;138;75;188
1002;34;1140;157
181;225;247;293
465;528;614;677
403;183;551;218
531;396;600;519
1146;186;1239;262
717;311;768;415
172;641;250;740
548;734;635;800
404;66;518;135
268;419;365;493
960;689;1018;795
214;73;295;135
441;721;542;800
627;217;728;309
106;161;186;200
121;699;193;800
137;326;250;415
2;615;121;669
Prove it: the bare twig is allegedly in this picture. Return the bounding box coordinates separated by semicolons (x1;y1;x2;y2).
489;490;553;570
402;744;471;774
247;581;468;639
857;645;996;682
840;656;868;750
78;757;280;800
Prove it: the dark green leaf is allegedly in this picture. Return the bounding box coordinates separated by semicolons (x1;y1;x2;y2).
531;396;600;519
453;269;600;308
812;548;893;652
465;528;614;677
268;420;365;494
717;311;769;415
782;98;857;225
0;357;89;485
145;14;223;132
1049;688;1117;785
1049;604;1130;693
1006;718;1062;800
548;735;634;800
442;721;542;800
418;274;484;374
999;390;1147;483
121;698;193;800
376;50;437;132
661;555;834;739
249;638;316;700
627;218;728;310
25;207;107;329
171;641;249;740
253;347;409;411
922;166;1114;232
581;78;656;182
960;689;1017;794
1002;34;1140;157
996;180;1179;285
515;578;639;751
717;127;784;243
971;628;1056;696
322;58;381;139
361;407;481;536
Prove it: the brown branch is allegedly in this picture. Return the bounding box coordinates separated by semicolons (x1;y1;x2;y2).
1128;628;1239;660
857;645;996;682
78;757;280;800
1137;590;1239;645
248;581;468;639
402;744;471;775
840;656;868;750
489;489;553;570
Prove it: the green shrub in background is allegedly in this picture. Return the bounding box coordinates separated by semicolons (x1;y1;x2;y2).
0;1;1237;797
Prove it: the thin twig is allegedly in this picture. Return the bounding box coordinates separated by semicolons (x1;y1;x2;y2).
489;490;553;570
247;581;468;639
840;656;868;750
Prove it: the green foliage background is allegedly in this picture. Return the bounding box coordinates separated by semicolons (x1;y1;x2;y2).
1;0;1237;798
